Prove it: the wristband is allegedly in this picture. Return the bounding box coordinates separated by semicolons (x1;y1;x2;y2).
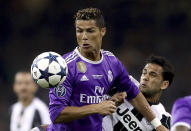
150;117;162;129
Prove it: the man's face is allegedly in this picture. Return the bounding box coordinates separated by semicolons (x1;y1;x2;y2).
75;20;106;54
14;73;37;100
140;63;165;97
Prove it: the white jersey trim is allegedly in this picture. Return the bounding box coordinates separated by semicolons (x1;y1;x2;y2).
74;47;104;64
66;55;79;64
171;122;191;131
102;50;114;56
65;51;78;63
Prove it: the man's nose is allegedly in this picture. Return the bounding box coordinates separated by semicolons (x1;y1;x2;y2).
19;83;28;89
82;32;88;40
143;74;149;81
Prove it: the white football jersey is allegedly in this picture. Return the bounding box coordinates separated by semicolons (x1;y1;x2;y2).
10;98;51;131
102;76;171;131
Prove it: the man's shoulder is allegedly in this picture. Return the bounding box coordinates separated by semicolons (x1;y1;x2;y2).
175;96;191;106
33;97;46;103
9;102;22;116
182;95;191;102
11;101;21;109
63;50;79;63
9;102;19;115
152;103;171;117
33;97;46;105
33;97;48;108
171;96;191;130
101;49;120;64
173;95;191;110
102;50;117;60
102;50;115;57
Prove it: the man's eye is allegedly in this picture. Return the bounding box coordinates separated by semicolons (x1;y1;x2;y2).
77;30;82;33
87;30;94;33
150;73;157;77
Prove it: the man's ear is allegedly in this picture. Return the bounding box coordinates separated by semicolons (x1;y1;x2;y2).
101;27;106;37
161;80;169;90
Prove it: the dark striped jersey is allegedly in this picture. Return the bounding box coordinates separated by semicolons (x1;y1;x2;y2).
102;76;171;131
10;97;51;131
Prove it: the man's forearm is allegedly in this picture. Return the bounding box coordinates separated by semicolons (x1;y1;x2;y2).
54;104;98;123
129;92;156;122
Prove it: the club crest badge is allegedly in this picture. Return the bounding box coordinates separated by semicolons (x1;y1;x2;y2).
54;85;66;97
108;70;113;83
77;61;87;73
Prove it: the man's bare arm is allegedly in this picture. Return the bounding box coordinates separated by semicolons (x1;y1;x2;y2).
129;92;155;122
54;100;116;123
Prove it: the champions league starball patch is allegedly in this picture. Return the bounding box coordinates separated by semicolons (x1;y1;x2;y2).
54;85;66;97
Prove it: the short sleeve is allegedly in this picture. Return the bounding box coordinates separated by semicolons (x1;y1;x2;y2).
171;97;191;129
49;68;74;122
113;60;140;101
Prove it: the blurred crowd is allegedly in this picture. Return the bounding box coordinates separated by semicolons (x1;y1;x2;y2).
0;0;191;130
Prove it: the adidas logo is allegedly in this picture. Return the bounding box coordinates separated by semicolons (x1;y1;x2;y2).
80;75;89;81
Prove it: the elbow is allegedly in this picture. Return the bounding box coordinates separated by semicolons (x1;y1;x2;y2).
53;118;61;124
53;116;70;124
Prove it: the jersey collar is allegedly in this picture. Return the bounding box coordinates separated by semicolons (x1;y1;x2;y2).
74;47;104;64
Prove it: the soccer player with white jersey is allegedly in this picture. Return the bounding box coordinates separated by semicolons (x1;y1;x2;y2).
10;71;51;131
47;8;169;131
171;96;191;131
103;55;174;131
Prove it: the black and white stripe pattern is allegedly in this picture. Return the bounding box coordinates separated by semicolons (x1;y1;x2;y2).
103;102;171;131
10;98;51;131
103;76;171;131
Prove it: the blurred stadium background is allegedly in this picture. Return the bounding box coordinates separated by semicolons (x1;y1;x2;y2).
0;0;191;130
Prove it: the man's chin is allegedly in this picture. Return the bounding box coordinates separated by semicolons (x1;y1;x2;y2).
19;95;30;100
81;48;95;55
140;89;148;96
81;47;92;52
140;87;145;92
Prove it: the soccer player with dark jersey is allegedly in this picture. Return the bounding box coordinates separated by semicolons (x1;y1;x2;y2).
47;8;169;131
103;55;174;131
171;96;191;131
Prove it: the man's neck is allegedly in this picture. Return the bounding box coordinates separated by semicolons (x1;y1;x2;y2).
145;92;162;104
20;96;34;107
78;47;101;61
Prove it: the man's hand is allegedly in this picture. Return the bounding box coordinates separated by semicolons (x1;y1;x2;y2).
110;92;127;106
95;100;116;115
156;125;169;131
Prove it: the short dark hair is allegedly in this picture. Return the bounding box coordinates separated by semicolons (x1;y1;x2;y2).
74;7;105;28
16;70;30;75
14;70;31;83
146;55;175;85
